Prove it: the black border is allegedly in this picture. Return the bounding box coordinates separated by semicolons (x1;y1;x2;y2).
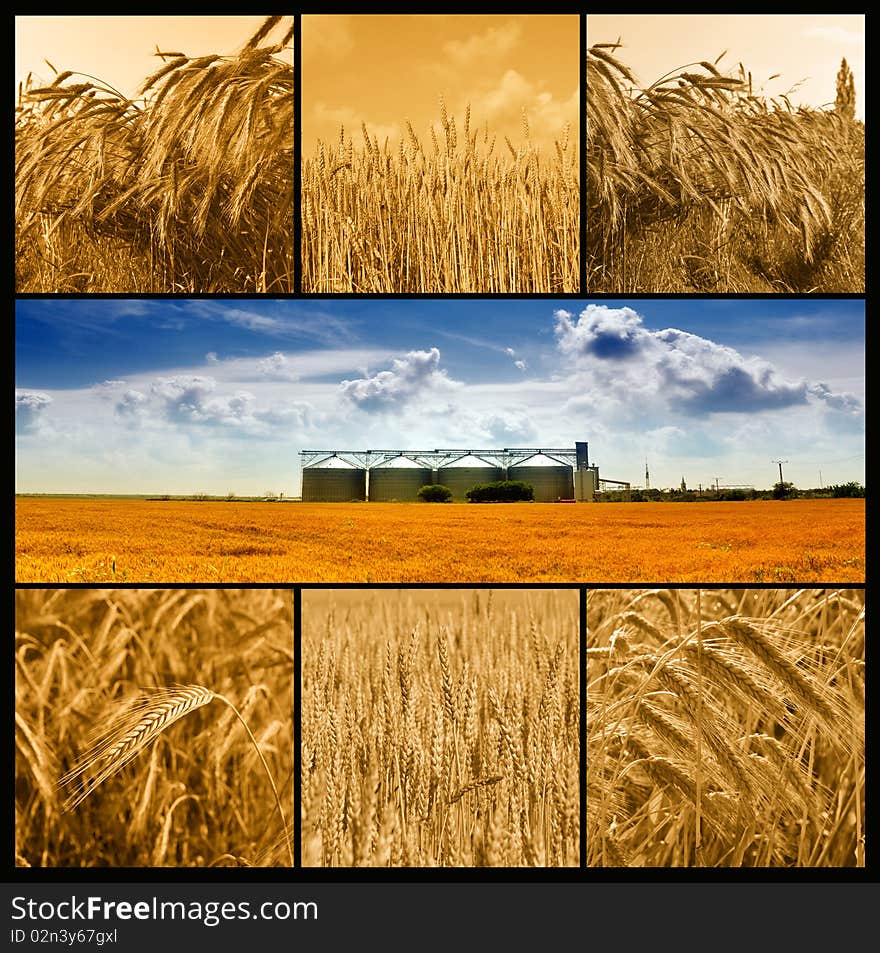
9;584;870;882
9;5;872;894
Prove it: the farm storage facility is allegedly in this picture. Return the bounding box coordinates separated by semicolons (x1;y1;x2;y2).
301;455;367;502
368;455;434;502
300;443;625;502
508;453;575;502
437;454;504;501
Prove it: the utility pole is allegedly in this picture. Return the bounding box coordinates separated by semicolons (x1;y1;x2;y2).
819;471;823;489
714;476;721;495
645;458;650;490
772;459;788;484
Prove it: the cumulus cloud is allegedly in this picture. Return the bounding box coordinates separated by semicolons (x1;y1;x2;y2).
151;377;219;423
554;306;862;417
443;21;522;65
502;346;527;371
340;347;459;412
91;375;316;437
257;351;299;381
115;388;150;425
471;70;578;143
15;390;52;434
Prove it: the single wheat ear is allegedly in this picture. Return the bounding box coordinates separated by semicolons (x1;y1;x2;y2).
60;684;294;866
60;685;214;811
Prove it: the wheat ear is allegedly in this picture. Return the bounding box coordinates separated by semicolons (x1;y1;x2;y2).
60;684;294;866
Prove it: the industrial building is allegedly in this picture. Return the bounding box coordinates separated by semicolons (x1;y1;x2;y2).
299;443;630;502
300;454;366;502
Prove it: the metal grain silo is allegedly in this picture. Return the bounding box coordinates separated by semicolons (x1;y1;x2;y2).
437;454;503;501
368;455;433;502
301;455;366;502
508;453;574;502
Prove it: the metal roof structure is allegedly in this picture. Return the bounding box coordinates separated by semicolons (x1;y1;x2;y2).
301;447;589;469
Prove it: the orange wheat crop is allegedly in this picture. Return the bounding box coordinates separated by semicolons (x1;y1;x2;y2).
15;498;864;583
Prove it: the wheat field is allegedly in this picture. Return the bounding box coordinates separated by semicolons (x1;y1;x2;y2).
587;43;865;292
302;103;579;292
15;498;865;583
15;588;294;867
587;588;864;867
302;589;580;866
15;16;293;292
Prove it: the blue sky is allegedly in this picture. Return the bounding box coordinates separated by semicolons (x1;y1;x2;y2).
15;298;864;495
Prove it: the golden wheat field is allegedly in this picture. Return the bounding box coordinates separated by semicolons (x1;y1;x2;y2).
587;43;865;292
15;498;865;583
302;589;579;867
587;588;864;867
15;16;293;292
302;106;579;293
15;588;294;867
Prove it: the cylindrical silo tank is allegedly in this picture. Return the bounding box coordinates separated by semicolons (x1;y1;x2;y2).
437;454;504;501
368;455;434;502
301;455;366;502
508;453;574;502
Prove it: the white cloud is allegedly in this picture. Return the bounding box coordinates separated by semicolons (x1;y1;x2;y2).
470;70;578;144
84;375;319;438
514;360;527;371
481;410;536;444
340;347;460;412
179;300;355;347
115;388;150;425
257;352;299;381
554;306;862;418
443;21;522;65
15;390;52;434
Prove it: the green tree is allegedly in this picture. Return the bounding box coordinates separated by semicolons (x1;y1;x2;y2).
465;480;534;503
829;481;865;498
835;58;856;121
772;481;797;500
418;484;453;503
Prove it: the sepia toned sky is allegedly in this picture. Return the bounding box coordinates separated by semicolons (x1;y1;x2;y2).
15;16;292;101
16;299;863;496
303;14;579;151
588;14;865;120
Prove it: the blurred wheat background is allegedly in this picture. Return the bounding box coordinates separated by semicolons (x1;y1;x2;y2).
15;15;293;292
15;588;294;867
587;588;864;867
302;589;580;866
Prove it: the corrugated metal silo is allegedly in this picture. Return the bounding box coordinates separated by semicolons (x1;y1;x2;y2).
301;455;366;502
368;455;433;502
508;453;574;502
437;454;504;501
